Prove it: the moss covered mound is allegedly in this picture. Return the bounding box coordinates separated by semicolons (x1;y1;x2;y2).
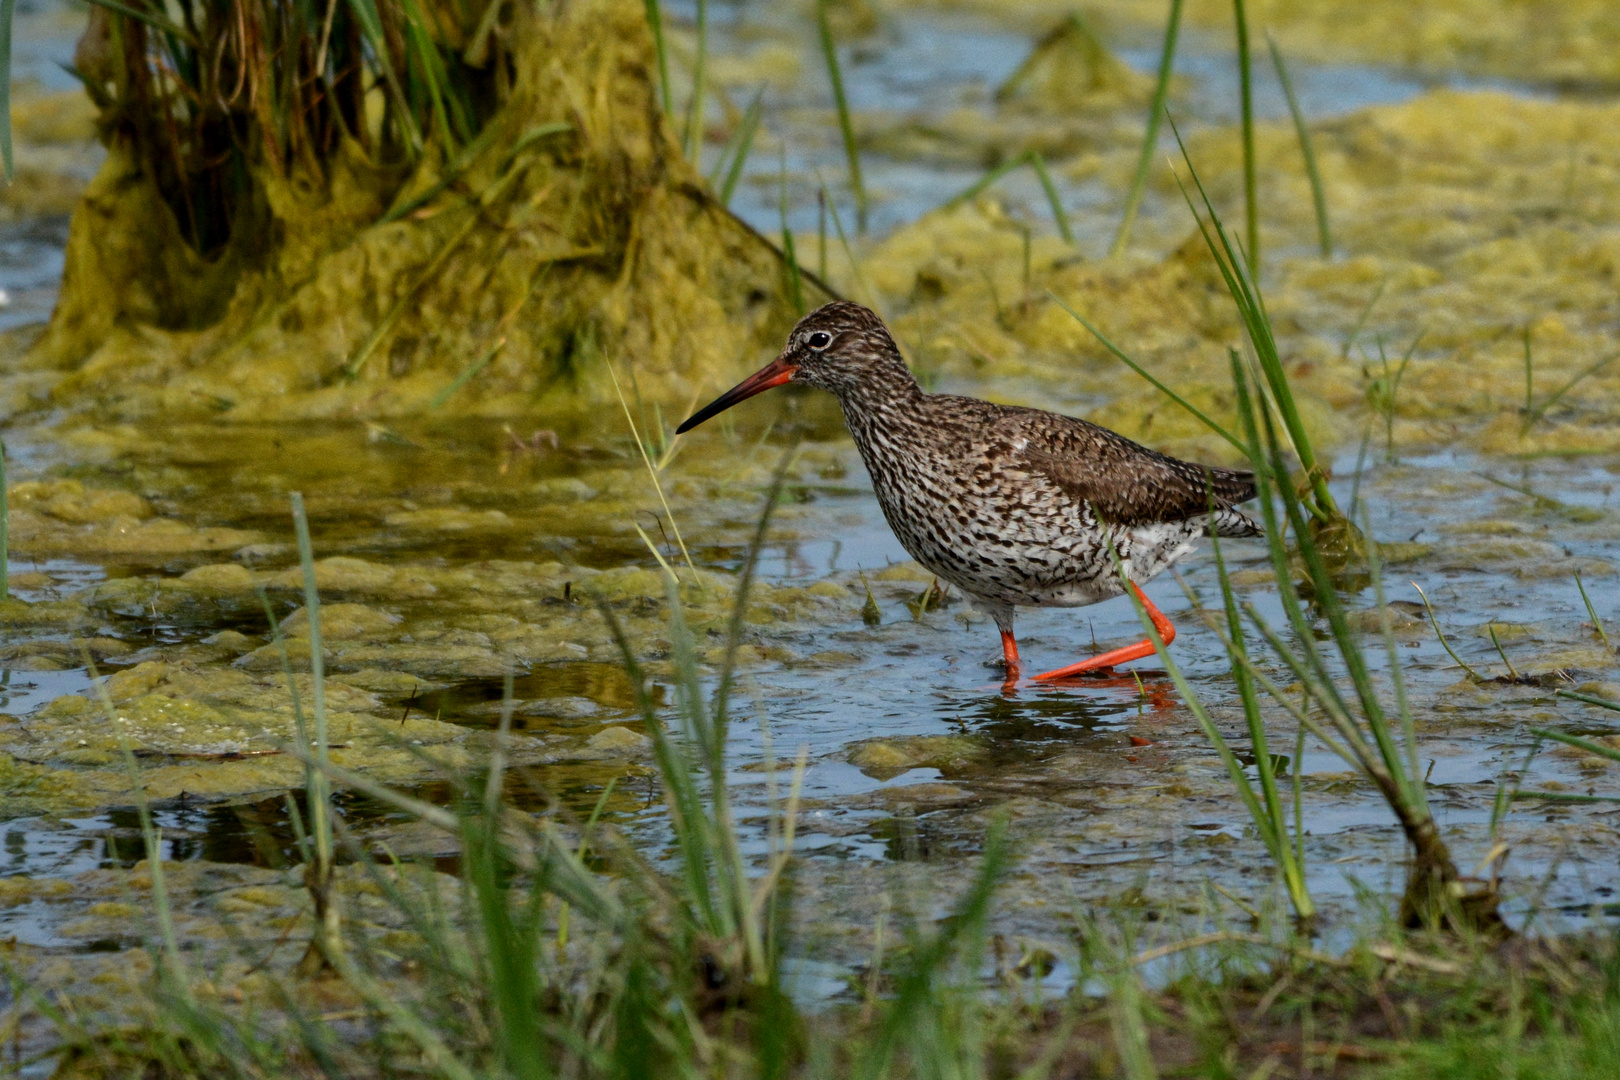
30;0;821;423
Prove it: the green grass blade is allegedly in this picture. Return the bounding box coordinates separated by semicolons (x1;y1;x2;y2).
1532;726;1620;764
0;438;7;601
1574;574;1609;650
1266;32;1330;258
1412;583;1484;681
600;599;724;935
714;90;763;205
816;0;867;232
1026;151;1074;244
1169;120;1338;518
0;0;14;183
643;0;672;116
779;150;804;313
1209;522;1312;917
1048;290;1247;453
430;336;506;409
79;0;196;45
344;0;422;153
1523;349;1620;436
290;492;340;970
683;0;708;162
944;150;1031;211
1510;790;1620;805
1232;0;1259;275
1112;0;1184;256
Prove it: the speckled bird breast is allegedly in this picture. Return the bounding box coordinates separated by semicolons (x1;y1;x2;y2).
841;399;1204;609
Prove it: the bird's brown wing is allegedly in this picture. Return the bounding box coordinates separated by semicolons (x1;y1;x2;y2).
996;408;1255;526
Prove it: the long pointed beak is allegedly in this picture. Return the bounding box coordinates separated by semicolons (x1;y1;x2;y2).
675;355;798;434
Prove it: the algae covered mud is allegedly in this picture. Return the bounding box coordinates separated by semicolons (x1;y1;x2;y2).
4;0;1620;1070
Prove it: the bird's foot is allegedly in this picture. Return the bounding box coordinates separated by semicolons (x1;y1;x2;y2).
1033;584;1175;681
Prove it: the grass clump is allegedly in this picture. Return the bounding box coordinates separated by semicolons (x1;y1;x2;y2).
37;0;824;421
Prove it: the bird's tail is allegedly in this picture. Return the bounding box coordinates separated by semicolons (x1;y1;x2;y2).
1206;506;1263;538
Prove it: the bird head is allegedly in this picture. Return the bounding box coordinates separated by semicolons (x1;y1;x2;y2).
675;302;902;433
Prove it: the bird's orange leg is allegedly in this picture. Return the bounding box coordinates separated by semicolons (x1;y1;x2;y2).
1000;628;1021;684
1032;583;1175;681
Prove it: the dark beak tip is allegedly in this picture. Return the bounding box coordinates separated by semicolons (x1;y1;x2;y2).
672;359;797;437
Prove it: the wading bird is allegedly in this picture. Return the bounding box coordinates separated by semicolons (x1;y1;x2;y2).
676;302;1260;685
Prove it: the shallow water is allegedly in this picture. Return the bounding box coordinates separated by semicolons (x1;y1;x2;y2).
4;0;1620;988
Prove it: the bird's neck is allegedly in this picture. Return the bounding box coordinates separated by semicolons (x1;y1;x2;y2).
832;355;924;432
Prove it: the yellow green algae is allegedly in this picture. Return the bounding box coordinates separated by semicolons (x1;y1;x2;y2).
5;0;1620;999
24;0;827;426
797;83;1620;465
895;0;1620;89
0;433;871;815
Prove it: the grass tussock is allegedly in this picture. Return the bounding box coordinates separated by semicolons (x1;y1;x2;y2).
34;0;826;422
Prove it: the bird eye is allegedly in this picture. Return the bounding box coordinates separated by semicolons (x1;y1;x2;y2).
806;331;833;351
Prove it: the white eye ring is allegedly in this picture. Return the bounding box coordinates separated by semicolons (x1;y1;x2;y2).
806;331;833;351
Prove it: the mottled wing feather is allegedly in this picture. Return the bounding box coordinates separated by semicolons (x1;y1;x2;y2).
995;407;1256;525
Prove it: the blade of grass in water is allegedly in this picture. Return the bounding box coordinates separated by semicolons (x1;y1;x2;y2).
1522;347;1620;436
643;0;672;116
1169;118;1339;520
683;0;708;163
1531;727;1620;765
1523;324;1535;422
1266;31;1330;258
291;492;341;973
1577;571;1612;651
1112;0;1184;256
779;149;804;313
603;356;699;581
711;89;763;205
1232;0;1259;275
0;438;7;601
1342;278;1387;359
1026;151;1074;244
0;0;14;182
817;0;867;233
1047;290;1246;453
